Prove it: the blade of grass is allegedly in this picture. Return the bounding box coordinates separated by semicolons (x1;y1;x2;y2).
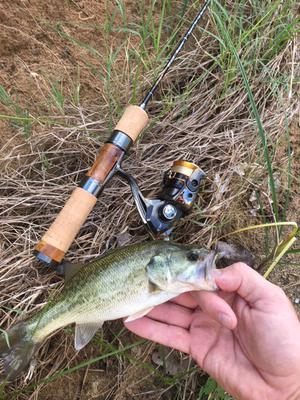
287;249;300;255
212;0;279;223
155;0;167;51
10;339;145;399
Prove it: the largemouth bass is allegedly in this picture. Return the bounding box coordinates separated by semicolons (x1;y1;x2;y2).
0;240;249;381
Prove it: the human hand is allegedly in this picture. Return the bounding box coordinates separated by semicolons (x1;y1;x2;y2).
124;263;300;400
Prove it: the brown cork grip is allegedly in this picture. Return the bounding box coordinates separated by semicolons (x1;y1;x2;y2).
115;105;149;142
37;187;97;262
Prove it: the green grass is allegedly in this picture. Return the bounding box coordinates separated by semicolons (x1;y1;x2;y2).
211;0;281;264
0;85;32;138
199;0;298;257
9;331;201;399
1;0;299;398
48;79;65;113
198;377;232;399
287;249;300;255
180;0;298;263
8;338;146;399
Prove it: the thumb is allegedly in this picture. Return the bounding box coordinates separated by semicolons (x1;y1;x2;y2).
214;263;282;307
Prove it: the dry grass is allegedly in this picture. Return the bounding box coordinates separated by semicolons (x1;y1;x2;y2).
0;0;299;399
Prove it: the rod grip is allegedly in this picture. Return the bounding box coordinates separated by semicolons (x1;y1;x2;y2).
36;187;97;262
35;105;149;265
115;105;149;142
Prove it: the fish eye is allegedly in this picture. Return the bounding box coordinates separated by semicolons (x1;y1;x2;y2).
186;251;199;262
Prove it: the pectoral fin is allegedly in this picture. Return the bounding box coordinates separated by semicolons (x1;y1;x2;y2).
75;321;103;351
147;254;169;289
125;307;154;323
149;281;161;293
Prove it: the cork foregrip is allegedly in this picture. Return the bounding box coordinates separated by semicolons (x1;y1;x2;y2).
115;105;149;141
40;187;97;254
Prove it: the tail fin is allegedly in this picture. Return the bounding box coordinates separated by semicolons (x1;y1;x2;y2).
0;322;37;382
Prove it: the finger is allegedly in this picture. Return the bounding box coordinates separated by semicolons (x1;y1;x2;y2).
124;317;190;354
171;293;198;309
217;291;236;305
192;291;237;330
147;302;194;329
214;263;281;306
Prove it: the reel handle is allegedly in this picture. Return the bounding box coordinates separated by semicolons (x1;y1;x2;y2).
35;106;149;266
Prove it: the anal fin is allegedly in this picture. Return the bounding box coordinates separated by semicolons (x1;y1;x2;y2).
75;321;103;351
125;307;154;323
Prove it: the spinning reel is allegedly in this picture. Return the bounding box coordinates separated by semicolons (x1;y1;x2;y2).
34;0;211;268
117;161;205;239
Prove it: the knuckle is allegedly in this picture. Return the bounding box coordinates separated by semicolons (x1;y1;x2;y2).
230;262;248;272
270;284;286;298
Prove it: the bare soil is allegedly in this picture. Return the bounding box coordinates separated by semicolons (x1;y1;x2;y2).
0;1;299;399
0;0;106;113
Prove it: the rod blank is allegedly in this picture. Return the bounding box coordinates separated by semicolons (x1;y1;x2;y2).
140;0;212;110
35;0;212;266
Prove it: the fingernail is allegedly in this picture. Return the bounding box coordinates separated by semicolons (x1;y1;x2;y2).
218;313;233;329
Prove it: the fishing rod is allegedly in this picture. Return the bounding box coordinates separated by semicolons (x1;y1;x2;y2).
35;0;212;267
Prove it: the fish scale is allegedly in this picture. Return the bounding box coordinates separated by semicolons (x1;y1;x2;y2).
0;240;219;381
28;242;176;340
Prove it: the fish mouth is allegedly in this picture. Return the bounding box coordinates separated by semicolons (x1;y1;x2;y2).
176;250;219;292
197;250;218;291
215;241;255;269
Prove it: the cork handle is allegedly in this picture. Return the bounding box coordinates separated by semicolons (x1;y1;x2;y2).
36;188;97;261
36;105;149;264
115;105;149;142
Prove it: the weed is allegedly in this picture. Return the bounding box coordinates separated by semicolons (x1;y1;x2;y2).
0;85;31;138
0;0;299;398
198;377;233;399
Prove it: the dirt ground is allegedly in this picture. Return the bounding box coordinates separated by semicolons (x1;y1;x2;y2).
0;1;156;398
0;0;299;399
0;0;111;116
